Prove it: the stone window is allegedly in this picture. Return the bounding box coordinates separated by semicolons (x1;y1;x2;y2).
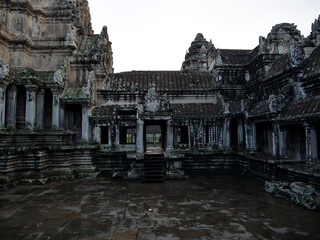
120;127;136;144
100;126;108;144
178;126;189;144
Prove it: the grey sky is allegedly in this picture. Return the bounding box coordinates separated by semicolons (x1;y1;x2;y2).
89;0;320;73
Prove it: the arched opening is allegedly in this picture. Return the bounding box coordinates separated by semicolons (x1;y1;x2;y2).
16;86;26;131
43;89;52;130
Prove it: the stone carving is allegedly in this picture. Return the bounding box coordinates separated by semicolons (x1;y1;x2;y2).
0;9;6;25
265;181;320;211
143;87;172;113
53;69;63;86
288;43;304;66
268;94;285;113
261;23;303;55
182;33;210;72
0;60;9;79
305;15;320;46
27;91;35;102
82;71;94;102
66;25;78;48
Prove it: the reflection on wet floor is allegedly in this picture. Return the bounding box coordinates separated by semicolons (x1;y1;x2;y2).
0;175;319;240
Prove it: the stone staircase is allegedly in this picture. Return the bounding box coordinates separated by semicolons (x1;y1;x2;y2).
143;154;165;182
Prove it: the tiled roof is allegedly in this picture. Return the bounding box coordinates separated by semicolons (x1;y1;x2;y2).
105;71;214;92
248;100;270;117
219;49;251;65
248;46;260;62
173;103;222;118
266;54;290;78
304;46;320;78
281;95;320;120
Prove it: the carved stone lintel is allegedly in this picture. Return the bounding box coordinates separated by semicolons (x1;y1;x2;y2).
144;87;172;113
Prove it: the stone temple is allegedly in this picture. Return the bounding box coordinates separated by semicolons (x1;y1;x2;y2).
0;0;320;190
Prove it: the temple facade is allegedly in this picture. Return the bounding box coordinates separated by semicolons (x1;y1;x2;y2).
0;0;320;188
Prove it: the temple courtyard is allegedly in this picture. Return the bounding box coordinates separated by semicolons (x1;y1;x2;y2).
0;175;319;240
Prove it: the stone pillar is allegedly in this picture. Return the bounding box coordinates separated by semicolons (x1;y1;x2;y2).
0;84;7;129
304;123;317;165
237;119;244;146
311;125;318;164
81;105;89;142
272;123;279;157
6;85;17;129
279;125;286;158
223;118;231;148
115;123;120;146
252;122;257;150
166;119;174;152
59;104;65;131
25;85;37;131
108;125;112;146
245;119;254;151
136;119;144;153
94;125;101;143
52;90;60;130
35;89;45;129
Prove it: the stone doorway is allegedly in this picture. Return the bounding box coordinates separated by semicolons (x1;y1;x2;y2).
144;121;166;154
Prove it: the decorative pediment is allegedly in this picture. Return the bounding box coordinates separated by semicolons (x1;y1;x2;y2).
142;87;172;113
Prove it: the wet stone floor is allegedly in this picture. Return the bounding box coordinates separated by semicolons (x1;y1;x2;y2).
0;175;320;240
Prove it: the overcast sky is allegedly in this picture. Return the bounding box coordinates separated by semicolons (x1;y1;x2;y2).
89;0;320;73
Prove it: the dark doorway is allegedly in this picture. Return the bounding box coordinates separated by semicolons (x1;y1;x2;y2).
65;104;82;143
144;120;166;154
43;89;52;130
230;118;238;148
256;122;273;155
16;86;26;131
101;126;109;144
286;125;306;161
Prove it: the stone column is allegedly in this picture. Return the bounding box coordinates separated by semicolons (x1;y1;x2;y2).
94;125;101;143
279;125;286;158
108;125;112;146
52;90;60;130
237;119;244;146
252;122;257;151
6;85;17;129
136;119;144;153
245;119;254;151
166;119;174;152
59;104;65;131
304;123;317;166
35;89;45;130
272;123;279;157
310;125;318;164
223;118;231;148
25;85;37;131
115;123;120;147
0;84;7;129
81;105;89;142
